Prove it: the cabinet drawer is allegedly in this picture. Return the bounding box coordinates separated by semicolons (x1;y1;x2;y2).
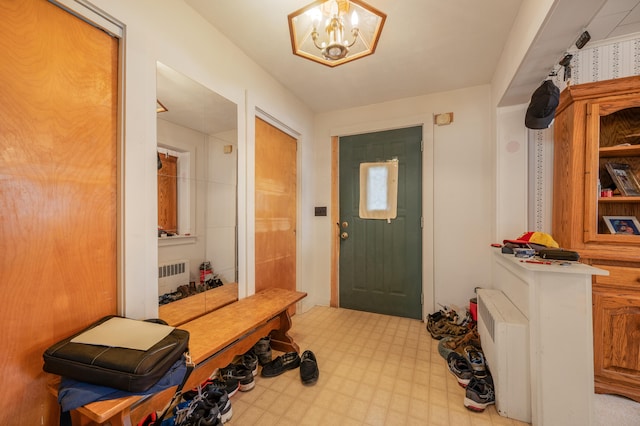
593;264;640;289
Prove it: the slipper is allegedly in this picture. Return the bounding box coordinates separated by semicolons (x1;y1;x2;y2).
299;350;319;385
260;352;300;377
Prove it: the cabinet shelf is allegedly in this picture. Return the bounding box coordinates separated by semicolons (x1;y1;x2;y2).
598;196;640;203
599;145;640;157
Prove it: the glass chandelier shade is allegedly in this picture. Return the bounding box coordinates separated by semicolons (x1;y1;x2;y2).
288;0;386;67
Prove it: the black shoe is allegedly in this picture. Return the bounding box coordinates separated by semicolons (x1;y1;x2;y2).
253;336;272;366
203;386;232;424
463;376;495;412
220;363;255;392
183;377;239;399
447;352;473;388
299;350;319;385
241;350;259;377
174;398;221;426
261;352;301;378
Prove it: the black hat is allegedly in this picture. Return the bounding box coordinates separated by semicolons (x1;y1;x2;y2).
525;80;560;129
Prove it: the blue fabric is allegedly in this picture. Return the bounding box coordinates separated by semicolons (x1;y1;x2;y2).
58;356;187;412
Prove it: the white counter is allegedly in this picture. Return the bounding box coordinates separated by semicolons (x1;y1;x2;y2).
492;252;608;426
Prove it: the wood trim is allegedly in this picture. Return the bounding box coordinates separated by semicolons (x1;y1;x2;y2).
557;75;640;115
331;136;339;307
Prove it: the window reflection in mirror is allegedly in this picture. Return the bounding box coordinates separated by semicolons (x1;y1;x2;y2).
156;62;238;324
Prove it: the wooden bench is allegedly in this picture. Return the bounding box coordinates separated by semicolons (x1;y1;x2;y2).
52;288;306;426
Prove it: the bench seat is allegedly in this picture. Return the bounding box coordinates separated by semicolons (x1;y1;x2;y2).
53;288;306;426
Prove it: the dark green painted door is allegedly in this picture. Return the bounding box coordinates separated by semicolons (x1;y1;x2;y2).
339;126;422;319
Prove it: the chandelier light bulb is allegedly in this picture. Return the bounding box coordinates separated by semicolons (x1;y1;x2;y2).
351;10;359;27
308;8;321;27
329;0;339;16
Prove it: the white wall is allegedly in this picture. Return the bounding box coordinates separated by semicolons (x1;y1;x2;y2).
157;118;206;289
206;130;238;284
89;0;315;319
311;85;493;315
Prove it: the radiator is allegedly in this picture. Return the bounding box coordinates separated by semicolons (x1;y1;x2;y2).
477;288;531;423
158;259;190;295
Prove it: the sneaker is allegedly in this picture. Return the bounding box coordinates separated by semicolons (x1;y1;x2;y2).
184;377;239;399
463;376;495;412
174;398;222;426
447;352;473;388
203;386;233;424
253;336;272;366
463;345;488;378
241;350;259;377
220;363;255;392
429;319;469;340
438;326;480;360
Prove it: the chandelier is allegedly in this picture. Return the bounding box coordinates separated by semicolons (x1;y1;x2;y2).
288;0;386;67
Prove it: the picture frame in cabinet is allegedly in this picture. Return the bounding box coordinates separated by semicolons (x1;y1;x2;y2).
605;162;640;196
603;216;640;235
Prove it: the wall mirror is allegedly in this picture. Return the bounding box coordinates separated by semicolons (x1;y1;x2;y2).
156;62;238;325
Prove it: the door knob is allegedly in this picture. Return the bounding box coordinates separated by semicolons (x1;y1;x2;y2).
341;232;349;240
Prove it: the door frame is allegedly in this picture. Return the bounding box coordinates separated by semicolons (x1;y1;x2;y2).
330;120;435;319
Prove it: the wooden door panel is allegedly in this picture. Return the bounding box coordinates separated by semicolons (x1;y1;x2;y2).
593;291;640;392
255;118;297;294
0;0;118;423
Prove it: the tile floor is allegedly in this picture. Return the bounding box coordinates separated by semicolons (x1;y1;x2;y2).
225;306;530;425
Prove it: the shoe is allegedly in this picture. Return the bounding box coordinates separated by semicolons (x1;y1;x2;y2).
446;352;473;388
174;398;222;426
253;336;272;366
463;345;488;378
203;386;233;424
463;376;495;412
299;350;319;385
429;318;469;340
184;377;240;399
220;363;255;392
261;352;301;378
437;326;480;360
241;350;259;376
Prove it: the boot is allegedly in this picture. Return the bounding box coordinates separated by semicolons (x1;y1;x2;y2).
253;336;272;366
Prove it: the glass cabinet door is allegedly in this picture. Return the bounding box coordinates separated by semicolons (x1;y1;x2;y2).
585;100;640;242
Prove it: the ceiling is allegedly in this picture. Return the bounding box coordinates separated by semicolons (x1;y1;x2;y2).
157;62;237;135
180;0;640;114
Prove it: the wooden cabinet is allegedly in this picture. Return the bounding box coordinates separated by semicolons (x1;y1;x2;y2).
592;264;640;401
553;75;640;402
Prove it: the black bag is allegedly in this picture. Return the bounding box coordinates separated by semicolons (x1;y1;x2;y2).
538;248;580;261
43;315;189;392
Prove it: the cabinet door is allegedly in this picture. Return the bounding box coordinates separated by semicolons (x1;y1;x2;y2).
593;286;640;402
585;98;640;243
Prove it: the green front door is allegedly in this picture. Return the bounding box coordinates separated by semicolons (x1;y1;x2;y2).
339;126;423;319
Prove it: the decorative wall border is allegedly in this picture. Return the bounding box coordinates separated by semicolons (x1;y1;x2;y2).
532;35;640;232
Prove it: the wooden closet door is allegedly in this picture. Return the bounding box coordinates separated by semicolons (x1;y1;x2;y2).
255;118;297;294
0;0;118;423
